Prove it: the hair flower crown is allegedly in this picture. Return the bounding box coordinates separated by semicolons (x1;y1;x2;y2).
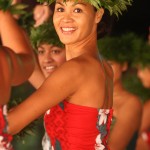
37;0;133;17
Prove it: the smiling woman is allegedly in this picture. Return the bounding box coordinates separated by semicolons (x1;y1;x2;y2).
7;0;132;149
29;20;66;88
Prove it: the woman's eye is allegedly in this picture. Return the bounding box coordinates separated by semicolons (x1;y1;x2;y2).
51;50;61;54
74;8;82;13
56;7;64;12
38;50;44;55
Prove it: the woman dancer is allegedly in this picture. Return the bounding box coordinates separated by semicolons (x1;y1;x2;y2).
7;0;132;149
134;33;150;150
29;19;66;88
98;34;142;150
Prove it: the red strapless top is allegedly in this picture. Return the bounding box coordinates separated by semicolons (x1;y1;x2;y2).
44;101;113;150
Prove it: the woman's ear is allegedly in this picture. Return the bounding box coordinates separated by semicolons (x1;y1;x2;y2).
95;8;104;23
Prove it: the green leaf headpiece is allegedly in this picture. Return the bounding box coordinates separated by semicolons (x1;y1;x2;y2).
30;19;64;52
98;33;139;64
37;0;133;17
132;40;150;68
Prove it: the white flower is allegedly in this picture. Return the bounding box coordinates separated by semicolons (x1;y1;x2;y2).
0;136;4;141
95;134;105;150
0;136;7;150
42;133;51;150
46;109;50;115
51;146;54;150
142;132;148;141
98;109;110;125
3;105;7;116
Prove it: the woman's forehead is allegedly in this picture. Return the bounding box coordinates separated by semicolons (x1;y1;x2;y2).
55;0;88;5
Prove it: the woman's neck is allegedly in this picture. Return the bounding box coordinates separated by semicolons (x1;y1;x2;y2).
113;80;126;97
65;32;97;60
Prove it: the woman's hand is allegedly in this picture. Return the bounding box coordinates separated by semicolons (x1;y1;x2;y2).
33;4;52;27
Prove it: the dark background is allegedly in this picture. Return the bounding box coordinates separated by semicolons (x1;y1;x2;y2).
112;0;150;39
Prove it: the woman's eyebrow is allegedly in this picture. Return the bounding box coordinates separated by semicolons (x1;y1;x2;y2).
72;2;87;6
56;2;64;6
38;46;44;49
56;1;86;6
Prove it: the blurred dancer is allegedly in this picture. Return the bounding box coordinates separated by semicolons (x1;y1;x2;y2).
98;33;142;150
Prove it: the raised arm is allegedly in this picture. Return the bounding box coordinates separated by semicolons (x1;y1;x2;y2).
0;46;12;105
0;10;35;85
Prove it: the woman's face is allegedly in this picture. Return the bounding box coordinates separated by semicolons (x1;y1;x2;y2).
53;0;104;45
38;43;66;78
137;67;150;88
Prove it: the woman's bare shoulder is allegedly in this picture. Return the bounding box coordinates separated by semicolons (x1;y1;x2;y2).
120;92;143;116
58;58;85;75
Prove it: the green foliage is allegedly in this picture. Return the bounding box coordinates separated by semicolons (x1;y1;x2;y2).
0;0;28;15
8;97;40;142
18;12;34;35
37;0;132;17
98;32;138;64
8;82;41;143
122;71;150;103
30;18;64;52
9;3;28;15
0;0;12;11
132;41;150;68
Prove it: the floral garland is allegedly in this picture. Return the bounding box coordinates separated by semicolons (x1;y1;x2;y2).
37;0;133;17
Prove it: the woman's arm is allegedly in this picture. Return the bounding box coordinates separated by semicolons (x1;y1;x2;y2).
0;46;12;105
7;60;81;134
0;10;35;85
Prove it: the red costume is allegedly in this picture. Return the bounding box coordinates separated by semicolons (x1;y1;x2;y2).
0;105;13;150
44;101;113;150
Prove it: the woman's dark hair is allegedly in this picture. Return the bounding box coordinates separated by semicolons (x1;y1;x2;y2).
97;10;115;39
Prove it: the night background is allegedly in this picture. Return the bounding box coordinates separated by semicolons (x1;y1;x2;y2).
112;0;150;39
9;0;150;149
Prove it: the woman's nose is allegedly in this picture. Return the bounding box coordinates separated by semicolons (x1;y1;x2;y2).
43;54;53;63
62;13;73;23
